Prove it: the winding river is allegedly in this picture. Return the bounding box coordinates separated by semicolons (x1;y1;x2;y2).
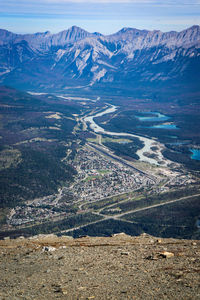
84;105;166;166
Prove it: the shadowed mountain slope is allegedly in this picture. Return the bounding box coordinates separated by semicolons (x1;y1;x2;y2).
0;26;199;94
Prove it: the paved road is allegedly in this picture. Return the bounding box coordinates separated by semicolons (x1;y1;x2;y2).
111;193;200;219
58;216;109;234
59;193;200;234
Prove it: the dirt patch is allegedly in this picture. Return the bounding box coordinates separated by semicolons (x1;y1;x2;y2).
0;233;199;299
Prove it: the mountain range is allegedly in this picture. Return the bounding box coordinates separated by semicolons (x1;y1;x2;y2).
0;25;200;93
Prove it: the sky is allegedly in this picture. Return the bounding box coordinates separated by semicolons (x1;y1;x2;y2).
0;0;200;34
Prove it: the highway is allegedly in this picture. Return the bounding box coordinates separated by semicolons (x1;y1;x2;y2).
58;193;200;235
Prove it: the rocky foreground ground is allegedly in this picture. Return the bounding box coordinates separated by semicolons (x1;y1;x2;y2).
0;233;199;300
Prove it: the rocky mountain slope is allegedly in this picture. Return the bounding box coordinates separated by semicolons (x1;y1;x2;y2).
0;25;200;92
0;233;199;299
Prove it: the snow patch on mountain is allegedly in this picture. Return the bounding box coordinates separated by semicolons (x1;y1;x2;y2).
153;51;177;64
76;51;91;74
97;60;117;69
55;49;67;61
0;69;11;76
76;37;113;61
90;68;107;85
91;65;99;72
74;49;80;59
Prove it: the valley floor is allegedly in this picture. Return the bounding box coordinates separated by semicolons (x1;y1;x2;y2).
0;88;200;240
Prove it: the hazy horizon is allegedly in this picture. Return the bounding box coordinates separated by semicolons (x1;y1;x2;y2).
1;24;200;36
0;0;199;35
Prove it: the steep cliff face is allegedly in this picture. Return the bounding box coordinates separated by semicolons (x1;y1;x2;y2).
0;25;200;91
0;233;199;299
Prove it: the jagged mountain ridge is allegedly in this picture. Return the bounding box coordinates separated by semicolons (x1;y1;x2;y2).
0;26;94;50
0;25;200;91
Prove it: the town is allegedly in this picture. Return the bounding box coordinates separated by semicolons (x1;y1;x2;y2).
6;144;194;228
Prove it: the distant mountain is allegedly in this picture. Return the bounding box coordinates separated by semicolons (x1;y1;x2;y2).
0;26;93;50
0;25;200;94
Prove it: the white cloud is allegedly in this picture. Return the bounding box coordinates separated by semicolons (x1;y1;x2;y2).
2;0;200;6
42;0;200;2
43;0;155;2
40;0;186;3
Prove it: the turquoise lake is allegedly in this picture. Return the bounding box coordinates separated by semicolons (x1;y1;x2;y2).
136;112;169;122
136;112;178;130
138;124;178;130
150;124;178;129
190;149;200;161
196;219;200;228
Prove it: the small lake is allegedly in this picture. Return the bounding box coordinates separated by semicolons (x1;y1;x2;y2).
150;124;178;130
166;135;178;139
136;112;170;122
190;149;200;161
118;141;130;144
138;124;178;130
196;219;200;228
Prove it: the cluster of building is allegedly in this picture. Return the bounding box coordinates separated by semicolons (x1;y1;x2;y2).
7;205;68;226
7;146;195;227
69;147;154;202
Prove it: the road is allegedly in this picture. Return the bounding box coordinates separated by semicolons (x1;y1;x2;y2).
110;193;200;219
58;193;200;234
87;142;157;182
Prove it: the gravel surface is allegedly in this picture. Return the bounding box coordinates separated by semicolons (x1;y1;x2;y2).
0;233;200;299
